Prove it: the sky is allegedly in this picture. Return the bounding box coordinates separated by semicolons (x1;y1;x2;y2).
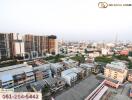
0;0;132;41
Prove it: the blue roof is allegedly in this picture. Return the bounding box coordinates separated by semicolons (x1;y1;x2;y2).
0;73;13;82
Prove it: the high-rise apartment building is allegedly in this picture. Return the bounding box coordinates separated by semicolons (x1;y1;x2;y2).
0;33;25;59
0;33;10;59
24;34;57;58
24;34;48;57
0;33;57;59
48;35;57;54
8;33;25;58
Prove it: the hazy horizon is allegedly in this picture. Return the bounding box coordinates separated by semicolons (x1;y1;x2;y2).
0;0;132;41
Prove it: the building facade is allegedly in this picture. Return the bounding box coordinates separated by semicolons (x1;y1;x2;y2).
128;69;132;82
9;33;25;58
104;62;128;88
24;34;57;59
0;33;24;59
0;33;10;59
0;33;57;59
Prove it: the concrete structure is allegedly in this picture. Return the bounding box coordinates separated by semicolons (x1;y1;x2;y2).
30;79;47;92
45;77;66;93
101;48;109;56
55;75;99;100
61;69;77;86
85;80;108;100
0;33;24;59
80;63;100;74
130;86;132;97
50;63;65;76
0;33;10;59
30;77;66;93
128;69;132;82
80;66;91;77
0;64;35;89
104;62;128;88
63;59;78;68
70;67;85;79
33;64;52;81
88;52;100;58
120;50;129;56
0;33;57;59
48;35;58;54
9;33;25;58
24;34;57;59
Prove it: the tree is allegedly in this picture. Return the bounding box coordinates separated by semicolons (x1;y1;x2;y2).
95;56;113;63
129;62;132;69
84;49;88;54
42;85;50;94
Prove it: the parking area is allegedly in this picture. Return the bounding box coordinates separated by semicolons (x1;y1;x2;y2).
55;75;99;100
101;83;132;100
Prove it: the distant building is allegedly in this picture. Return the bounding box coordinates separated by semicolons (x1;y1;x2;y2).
0;33;24;59
0;33;58;59
0;33;10;59
9;33;25;58
120;50;129;56
101;48;110;56
127;69;132;82
104;62;128;88
24;34;57;59
88;52;100;58
48;35;58;54
128;51;132;61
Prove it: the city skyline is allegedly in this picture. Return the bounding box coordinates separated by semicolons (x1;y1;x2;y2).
0;0;132;41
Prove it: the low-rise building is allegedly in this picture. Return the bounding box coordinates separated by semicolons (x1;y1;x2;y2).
88;52;100;58
45;77;66;93
130;86;132;97
30;79;47;92
0;64;35;89
70;67;85;79
127;69;132;82
30;77;66;93
50;63;65;76
63;59;78;68
61;69;77;86
80;63;94;76
104;61;128;88
33;64;52;81
120;50;129;56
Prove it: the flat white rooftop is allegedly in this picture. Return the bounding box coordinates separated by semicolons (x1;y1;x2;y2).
106;61;126;70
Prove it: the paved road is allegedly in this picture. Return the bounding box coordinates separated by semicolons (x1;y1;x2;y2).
55;75;99;100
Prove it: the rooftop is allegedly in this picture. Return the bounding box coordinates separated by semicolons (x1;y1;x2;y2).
55;75;99;100
0;64;30;72
51;63;64;68
106;61;127;70
80;63;95;68
0;64;33;79
128;69;132;74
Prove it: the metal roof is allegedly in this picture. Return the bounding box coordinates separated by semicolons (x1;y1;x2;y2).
0;73;13;82
30;80;47;91
0;64;29;72
33;64;51;71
